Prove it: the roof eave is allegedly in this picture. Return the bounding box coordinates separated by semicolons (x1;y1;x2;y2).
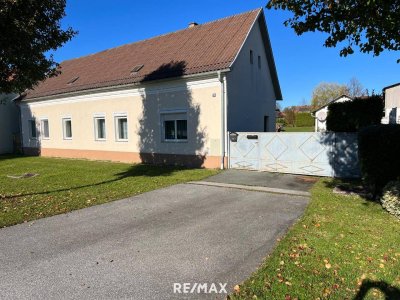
21;68;231;103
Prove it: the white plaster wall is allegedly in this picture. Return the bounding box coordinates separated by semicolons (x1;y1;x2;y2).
20;76;222;156
385;85;400;109
0;94;19;154
226;18;278;132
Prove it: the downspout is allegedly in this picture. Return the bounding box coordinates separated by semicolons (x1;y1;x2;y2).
223;74;229;169
218;71;227;170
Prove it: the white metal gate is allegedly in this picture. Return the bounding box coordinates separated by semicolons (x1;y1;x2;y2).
228;132;360;178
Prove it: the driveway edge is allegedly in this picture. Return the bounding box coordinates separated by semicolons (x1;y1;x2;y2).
187;181;310;197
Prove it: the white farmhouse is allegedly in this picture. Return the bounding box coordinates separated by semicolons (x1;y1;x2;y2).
17;9;282;168
312;95;352;132
382;83;400;124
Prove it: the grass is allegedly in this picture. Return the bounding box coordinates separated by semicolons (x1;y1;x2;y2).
231;179;400;300
0;155;218;228
283;126;315;132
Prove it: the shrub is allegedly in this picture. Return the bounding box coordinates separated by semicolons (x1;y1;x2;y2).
276;117;287;126
326;95;384;132
381;181;400;219
358;124;400;194
295;112;314;127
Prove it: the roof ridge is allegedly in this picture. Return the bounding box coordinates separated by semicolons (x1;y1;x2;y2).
61;8;262;64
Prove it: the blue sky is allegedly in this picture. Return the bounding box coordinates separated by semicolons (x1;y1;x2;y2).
56;0;399;108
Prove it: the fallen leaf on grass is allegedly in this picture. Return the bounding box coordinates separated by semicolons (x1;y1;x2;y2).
233;285;240;293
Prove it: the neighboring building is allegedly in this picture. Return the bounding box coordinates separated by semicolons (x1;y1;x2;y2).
0;94;20;154
382;82;400;124
293;105;312;113
18;9;282;168
312;95;352;132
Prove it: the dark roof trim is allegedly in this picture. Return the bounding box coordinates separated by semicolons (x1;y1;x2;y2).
312;94;352;114
258;10;282;100
383;82;400;91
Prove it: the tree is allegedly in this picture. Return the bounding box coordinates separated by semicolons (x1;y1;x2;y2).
283;107;296;127
347;77;367;98
267;1;400;62
0;0;76;94
311;82;348;109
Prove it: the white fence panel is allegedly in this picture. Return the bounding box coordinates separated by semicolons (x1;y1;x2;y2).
228;132;360;178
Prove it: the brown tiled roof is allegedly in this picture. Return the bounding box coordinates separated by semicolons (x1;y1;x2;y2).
24;9;261;100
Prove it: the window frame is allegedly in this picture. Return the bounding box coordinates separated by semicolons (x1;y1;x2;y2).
114;114;128;142
62;117;73;140
160;110;188;143
40;118;50;140
29;118;38;140
94;115;106;141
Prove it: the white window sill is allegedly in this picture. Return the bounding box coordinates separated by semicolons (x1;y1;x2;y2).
163;139;188;143
115;139;128;142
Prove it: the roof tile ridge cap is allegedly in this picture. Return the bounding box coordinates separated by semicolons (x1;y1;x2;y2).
59;9;263;64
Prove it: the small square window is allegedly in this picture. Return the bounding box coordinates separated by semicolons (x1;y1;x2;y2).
63;118;72;139
41;119;49;139
115;116;128;141
29;120;37;139
95;117;106;140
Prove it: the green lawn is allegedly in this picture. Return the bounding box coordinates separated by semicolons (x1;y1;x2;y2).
283;126;315;132
231;179;400;300
0;155;218;228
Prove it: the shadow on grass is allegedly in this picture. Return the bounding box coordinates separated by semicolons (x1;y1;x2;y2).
323;178;376;201
2;164;185;199
354;279;400;300
0;154;25;162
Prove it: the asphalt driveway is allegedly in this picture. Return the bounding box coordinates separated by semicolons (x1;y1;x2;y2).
0;183;308;299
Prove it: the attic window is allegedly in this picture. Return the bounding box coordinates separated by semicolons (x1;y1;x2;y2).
67;76;79;85
131;64;144;74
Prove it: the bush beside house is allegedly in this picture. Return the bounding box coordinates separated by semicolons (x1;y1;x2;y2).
381;181;400;219
358;124;400;195
326;95;383;132
294;112;314;127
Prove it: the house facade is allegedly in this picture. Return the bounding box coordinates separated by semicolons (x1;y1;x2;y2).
312;95;352;132
382;83;400;124
19;9;282;168
0;93;20;154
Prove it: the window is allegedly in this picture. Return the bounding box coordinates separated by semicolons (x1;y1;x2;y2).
250;50;254;64
161;112;187;141
258;55;261;69
29;119;37;139
94;117;106;140
115;116;128;141
264;116;269;132
41;119;49;139
62;118;72;139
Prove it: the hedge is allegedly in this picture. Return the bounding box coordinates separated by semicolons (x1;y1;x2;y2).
295;112;314;127
326;96;384;132
358;125;400;195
